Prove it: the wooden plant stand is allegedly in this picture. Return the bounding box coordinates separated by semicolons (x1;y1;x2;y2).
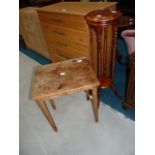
85;9;122;98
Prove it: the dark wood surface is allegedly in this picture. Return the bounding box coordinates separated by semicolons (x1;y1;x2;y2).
85;9;122;98
123;52;135;110
118;16;135;28
118;16;135;39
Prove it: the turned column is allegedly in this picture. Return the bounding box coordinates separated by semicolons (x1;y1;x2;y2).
85;9;122;98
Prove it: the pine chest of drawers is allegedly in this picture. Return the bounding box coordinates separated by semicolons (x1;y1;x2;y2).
37;2;117;62
20;7;50;59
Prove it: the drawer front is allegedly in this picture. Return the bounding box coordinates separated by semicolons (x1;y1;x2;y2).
38;11;88;32
50;39;88;53
51;53;67;62
49;44;88;60
42;24;89;51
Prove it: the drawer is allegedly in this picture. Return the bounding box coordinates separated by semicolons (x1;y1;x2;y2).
49;45;88;60
50;39;88;53
43;24;89;51
38;11;88;32
51;53;67;62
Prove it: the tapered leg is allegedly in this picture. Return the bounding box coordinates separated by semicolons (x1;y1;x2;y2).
36;99;58;132
92;87;99;122
49;99;56;110
85;90;90;100
97;88;100;109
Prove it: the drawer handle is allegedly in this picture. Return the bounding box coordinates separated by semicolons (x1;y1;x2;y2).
75;42;87;47
50;18;63;23
56;41;68;47
56;49;70;59
53;30;65;36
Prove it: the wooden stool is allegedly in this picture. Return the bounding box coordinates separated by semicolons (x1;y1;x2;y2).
31;57;100;132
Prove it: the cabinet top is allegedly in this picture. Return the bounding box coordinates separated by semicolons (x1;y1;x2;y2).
37;2;117;16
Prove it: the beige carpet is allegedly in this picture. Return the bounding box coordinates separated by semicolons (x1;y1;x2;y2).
19;52;135;155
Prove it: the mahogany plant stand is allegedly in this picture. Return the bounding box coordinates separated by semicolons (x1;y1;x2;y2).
85;9;122;99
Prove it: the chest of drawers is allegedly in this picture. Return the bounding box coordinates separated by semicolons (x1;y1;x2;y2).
20;7;50;59
37;2;117;62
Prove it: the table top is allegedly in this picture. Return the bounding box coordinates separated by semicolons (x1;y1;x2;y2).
31;57;99;100
85;9;122;24
37;2;117;16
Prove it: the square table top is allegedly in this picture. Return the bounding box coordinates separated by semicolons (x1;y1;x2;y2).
31;57;99;100
37;2;117;16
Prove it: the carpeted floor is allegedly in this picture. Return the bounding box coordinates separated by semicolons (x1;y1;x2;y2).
19;52;135;155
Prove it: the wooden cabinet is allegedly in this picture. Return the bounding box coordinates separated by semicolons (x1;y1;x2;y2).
37;2;117;62
123;52;135;110
19;7;50;59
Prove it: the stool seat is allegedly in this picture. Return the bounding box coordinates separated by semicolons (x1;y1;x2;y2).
32;57;99;100
31;57;100;132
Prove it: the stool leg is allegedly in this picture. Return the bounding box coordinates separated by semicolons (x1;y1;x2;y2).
49;99;56;110
85;90;90;100
36;99;58;132
92;87;99;122
97;88;100;109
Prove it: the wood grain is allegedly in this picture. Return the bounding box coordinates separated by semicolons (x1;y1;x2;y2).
31;57;100;132
19;7;50;59
36;99;58;131
31;57;100;100
37;2;117;15
92;87;99;122
49;99;56;110
85;9;122;91
37;2;117;62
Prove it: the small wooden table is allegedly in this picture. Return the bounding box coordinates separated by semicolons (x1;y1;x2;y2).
31;57;100;132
